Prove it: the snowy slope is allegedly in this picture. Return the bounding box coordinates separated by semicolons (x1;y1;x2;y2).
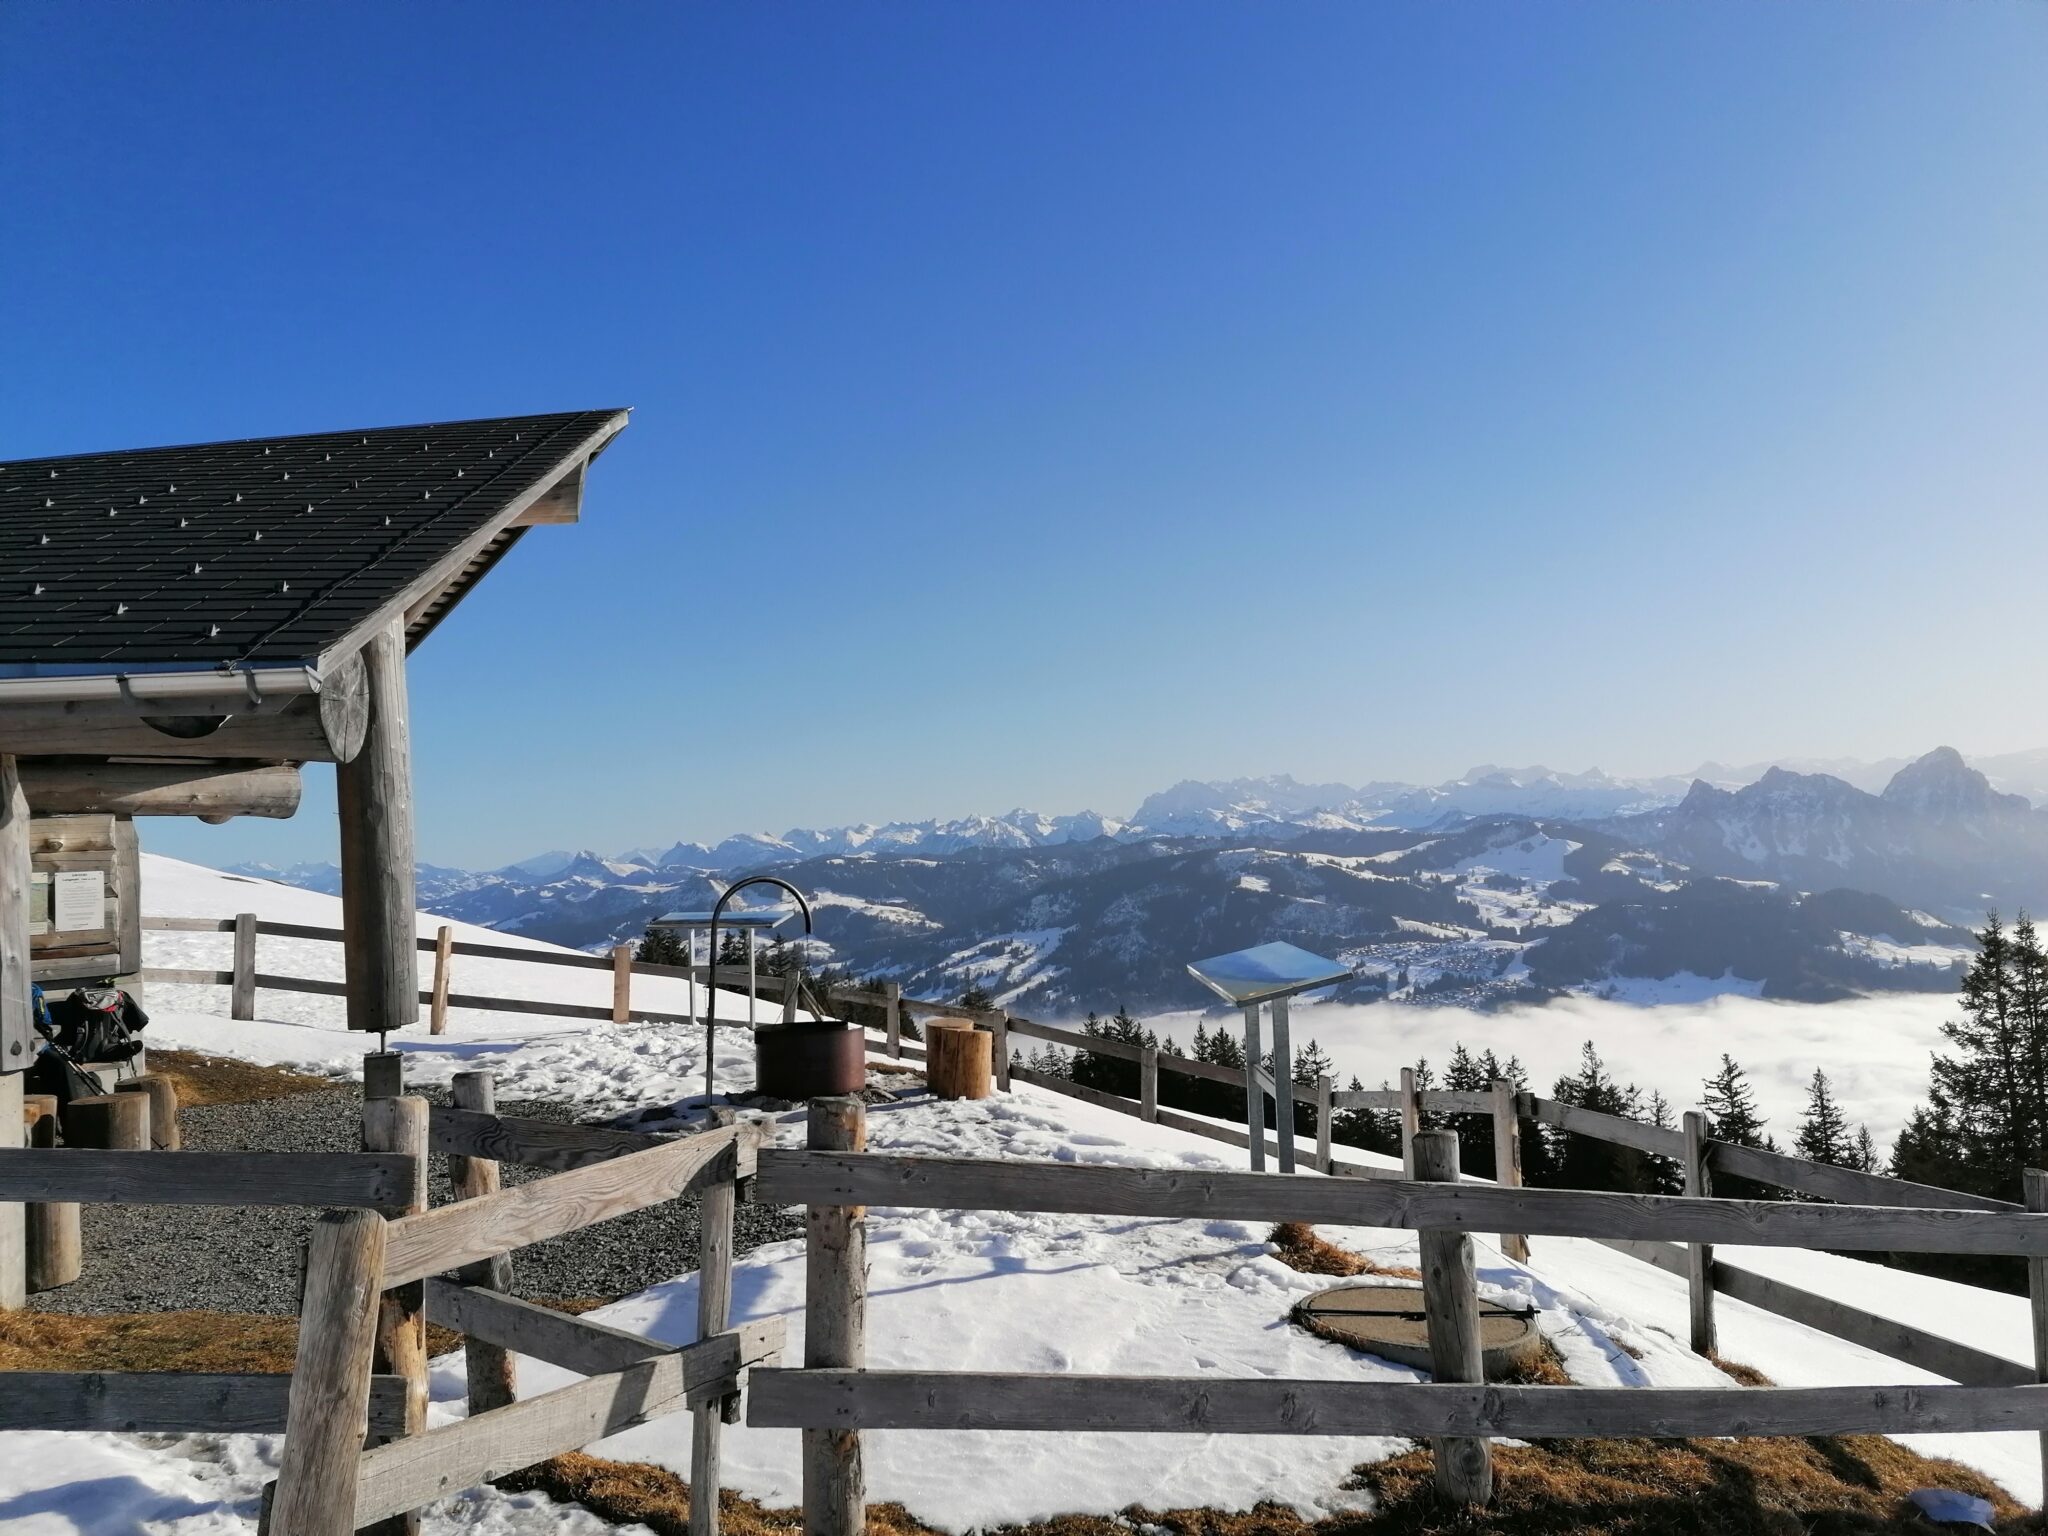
5;855;2037;1533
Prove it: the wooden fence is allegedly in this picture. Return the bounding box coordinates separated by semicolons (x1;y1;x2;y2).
261;1065;778;1536
0;1136;422;1441
750;1096;2048;1522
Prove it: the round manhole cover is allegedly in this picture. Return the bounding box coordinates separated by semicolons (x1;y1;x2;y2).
1292;1282;1542;1379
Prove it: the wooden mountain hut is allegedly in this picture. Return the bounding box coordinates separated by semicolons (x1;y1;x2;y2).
0;407;630;1302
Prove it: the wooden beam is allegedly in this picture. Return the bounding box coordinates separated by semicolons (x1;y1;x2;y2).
753;1150;2048;1257
749;1370;2048;1439
0;755;31;1072
510;458;585;525
447;1072;516;1416
0;652;368;763
427;1103;671;1171
267;1210;389;1536
803;1097;866;1536
351;1321;782;1530
15;759;302;820
0;1369;413;1436
423;1279;677;1375
381;1125;753;1288
337;622;417;1035
1414;1130;1490;1505
0;1148;417;1208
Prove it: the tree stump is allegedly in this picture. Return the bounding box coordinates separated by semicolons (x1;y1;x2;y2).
115;1074;179;1150
68;1092;148;1151
926;1019;992;1101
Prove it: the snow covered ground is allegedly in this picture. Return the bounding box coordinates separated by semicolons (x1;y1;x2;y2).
3;855;2035;1534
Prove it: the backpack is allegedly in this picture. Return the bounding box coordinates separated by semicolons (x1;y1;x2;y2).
46;987;148;1067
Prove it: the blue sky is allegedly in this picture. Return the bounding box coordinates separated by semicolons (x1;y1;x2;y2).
5;2;2045;868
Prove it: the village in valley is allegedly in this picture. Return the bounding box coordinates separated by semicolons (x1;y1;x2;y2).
4;5;2047;1535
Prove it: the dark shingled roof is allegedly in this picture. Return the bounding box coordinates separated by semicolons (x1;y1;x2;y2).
1;408;627;672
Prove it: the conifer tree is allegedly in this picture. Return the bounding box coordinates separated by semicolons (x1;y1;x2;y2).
1927;912;2048;1195
1701;1054;1778;1200
1795;1069;1856;1169
637;924;687;966
1852;1125;1880;1174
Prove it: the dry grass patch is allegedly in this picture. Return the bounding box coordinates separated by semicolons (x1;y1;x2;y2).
1;1310;464;1372
501;1451;938;1536
1271;1222;1423;1281
145;1047;337;1106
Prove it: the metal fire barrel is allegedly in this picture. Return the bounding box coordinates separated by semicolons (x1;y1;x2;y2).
753;1020;865;1100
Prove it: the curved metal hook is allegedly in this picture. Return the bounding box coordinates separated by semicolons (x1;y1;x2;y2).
705;875;813;1023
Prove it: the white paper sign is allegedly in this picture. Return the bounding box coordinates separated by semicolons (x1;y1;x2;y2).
52;869;105;933
30;872;50;936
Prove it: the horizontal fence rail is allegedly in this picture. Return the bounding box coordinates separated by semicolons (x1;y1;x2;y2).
755;1150;2048;1258
752;1369;2048;1439
0;1148;418;1209
0;1371;413;1436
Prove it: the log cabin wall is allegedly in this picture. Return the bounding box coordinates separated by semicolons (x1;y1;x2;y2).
28;812;141;996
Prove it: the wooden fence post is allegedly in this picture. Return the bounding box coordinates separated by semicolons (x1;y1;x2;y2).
1490;1080;1528;1262
2027;1168;2048;1502
1140;1046;1159;1123
231;911;258;1021
1270;997;1296;1174
884;983;901;1061
1316;1075;1333;1174
23;1094;80;1293
992;1012;1011;1092
264;1210;387;1536
612;943;633;1025
691;1140;741;1536
449;1070;515;1415
0;1069;21;1309
1399;1067;1421;1178
804;1096;866;1536
1684;1110;1716;1357
429;926;453;1036
1413;1128;1492;1506
362;1094;428;1536
116;1074;179;1150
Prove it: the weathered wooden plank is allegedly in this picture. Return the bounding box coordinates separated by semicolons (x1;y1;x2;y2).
750;1370;2048;1438
1012;1067;1142;1120
1414;1130;1490;1504
0;1148;418;1208
1004;1018;1145;1062
0;757;32;1080
693;1167;740;1536
1155;1052;1245;1088
253;971;351;998
1710;1259;2031;1387
1712;1140;2017;1213
752;1150;2048;1256
268;1209;388;1536
0;1370;412;1435
1684;1110;1715;1357
231;911;258;1021
351;1321;783;1529
143;916;238;933
803;1097;865;1536
427;1104;670;1171
1528;1095;1686;1160
1491;1081;1528;1264
448;1072;514;1416
382;1125;752;1288
141;966;238;985
423;1278;691;1375
1329;1089;1399;1110
362;1095;429;1536
429;927;453;1036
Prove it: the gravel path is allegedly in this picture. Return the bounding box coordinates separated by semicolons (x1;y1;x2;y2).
32;1088;804;1316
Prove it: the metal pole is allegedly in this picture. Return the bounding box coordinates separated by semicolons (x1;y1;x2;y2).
1271;995;1295;1174
747;929;758;1029
1242;1003;1264;1172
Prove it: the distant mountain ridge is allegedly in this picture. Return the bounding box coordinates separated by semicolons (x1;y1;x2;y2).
216;745;2045;1018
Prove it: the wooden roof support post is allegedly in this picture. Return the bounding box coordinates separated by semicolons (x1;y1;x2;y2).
0;755;27;1309
338;621;418;1038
